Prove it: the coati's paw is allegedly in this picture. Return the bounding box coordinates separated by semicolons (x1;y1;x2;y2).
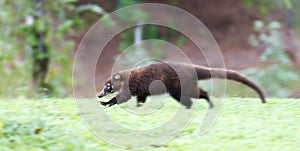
209;101;214;108
100;101;109;106
136;103;142;107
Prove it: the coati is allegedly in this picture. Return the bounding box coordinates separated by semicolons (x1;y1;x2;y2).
98;62;266;109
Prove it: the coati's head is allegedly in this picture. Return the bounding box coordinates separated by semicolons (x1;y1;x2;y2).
97;73;124;98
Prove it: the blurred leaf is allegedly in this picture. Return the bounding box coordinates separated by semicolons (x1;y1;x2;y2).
143;25;159;39
283;0;293;9
101;15;116;27
242;0;254;7
248;34;259;46
176;36;186;47
0;121;3;137
57;20;73;33
268;21;281;30
27;34;38;46
71;17;84;27
259;6;268;15
117;8;149;22
61;0;78;3
77;4;106;15
253;20;264;31
35;19;46;32
118;0;138;8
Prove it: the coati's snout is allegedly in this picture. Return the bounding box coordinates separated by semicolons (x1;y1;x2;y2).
97;73;122;98
98;82;114;98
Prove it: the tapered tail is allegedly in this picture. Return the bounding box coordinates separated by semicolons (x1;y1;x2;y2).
195;66;266;103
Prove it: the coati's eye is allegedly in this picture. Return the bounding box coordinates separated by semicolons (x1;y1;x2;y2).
113;74;121;80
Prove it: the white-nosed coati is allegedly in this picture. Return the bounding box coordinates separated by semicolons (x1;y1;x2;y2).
98;62;266;109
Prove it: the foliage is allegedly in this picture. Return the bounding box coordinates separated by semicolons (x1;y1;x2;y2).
0;0;104;97
246;20;299;97
0;98;299;150
241;0;294;15
242;0;274;15
0;1;32;97
117;0;139;9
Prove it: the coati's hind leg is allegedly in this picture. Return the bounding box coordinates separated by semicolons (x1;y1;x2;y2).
169;92;193;109
195;88;214;108
136;95;147;107
181;98;193;109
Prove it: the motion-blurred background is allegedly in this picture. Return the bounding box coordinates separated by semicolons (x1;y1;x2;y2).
1;0;300;98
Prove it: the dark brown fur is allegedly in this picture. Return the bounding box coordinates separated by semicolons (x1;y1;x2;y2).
98;62;266;108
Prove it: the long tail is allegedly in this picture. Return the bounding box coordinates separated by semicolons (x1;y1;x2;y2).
195;66;266;103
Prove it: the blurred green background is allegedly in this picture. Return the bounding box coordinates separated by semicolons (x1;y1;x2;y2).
1;0;300;150
1;0;300;98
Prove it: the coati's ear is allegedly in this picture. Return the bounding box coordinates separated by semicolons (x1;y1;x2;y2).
113;74;121;81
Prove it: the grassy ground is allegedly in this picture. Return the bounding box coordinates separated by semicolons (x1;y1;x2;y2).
0;97;299;150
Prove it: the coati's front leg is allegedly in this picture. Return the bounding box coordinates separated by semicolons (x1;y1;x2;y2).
100;88;131;107
136;95;147;107
100;97;118;107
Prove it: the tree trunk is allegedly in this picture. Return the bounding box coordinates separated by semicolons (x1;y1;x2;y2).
31;0;50;94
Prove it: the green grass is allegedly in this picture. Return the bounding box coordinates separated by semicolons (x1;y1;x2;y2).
0;97;299;150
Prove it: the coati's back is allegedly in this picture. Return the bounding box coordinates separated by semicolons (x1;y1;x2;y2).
129;63;178;95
